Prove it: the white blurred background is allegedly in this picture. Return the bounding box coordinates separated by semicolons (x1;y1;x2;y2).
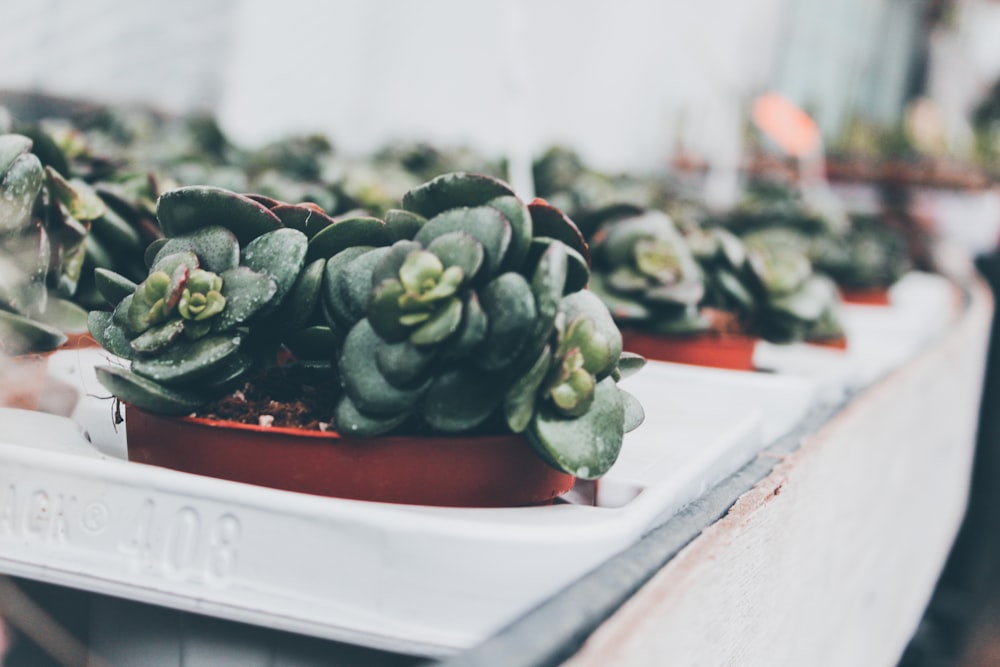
4;0;1000;172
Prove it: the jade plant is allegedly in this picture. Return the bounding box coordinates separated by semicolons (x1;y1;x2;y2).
311;173;644;479
87;174;645;480
89;186;312;415
585;205;844;345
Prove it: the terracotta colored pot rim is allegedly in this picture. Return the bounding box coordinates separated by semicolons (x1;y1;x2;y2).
125;406;576;507
177;413;523;445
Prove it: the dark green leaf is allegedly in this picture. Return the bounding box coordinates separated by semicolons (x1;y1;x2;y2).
157;186;282;245
95;365;205;416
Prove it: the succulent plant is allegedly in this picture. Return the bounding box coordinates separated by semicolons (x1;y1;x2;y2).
582;202;843;345
310;172;644;479
0;132;117;352
89;186;311;415
719;179;911;292
735;231;845;343
587;210;708;335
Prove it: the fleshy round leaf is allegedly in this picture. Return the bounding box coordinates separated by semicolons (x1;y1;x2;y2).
410;297;463;346
621;388;645;433
339;246;392;325
526;238;589;294
527;376;625;479
401;172;516;218
0;151;43;233
558;289;622;379
152;226;239;274
272;203;335;238
270;258;325;331
212;267;278;330
375;339;437;387
414;206;512;280
421;366;506;432
130;319;185;354
477;273;536;371
91;208;145;256
94;365;205;416
442;291;488;359
307;216;392;261
0;309;67;354
333;394;410;437
45;167;106;220
504;346;552;433
144;238;169;268
427;231;485;282
384;208;426;241
371;240;424;286
157;186;282;245
322;246;375;328
339;320;426;416
528;199;591;267
132;334;242;386
486;195;532;272
87;311;135;359
614;352;646;381
241;227;308;306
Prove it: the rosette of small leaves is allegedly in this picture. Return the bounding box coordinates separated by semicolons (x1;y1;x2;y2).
89;186;311;415
587;210;708;335
315;172;644;479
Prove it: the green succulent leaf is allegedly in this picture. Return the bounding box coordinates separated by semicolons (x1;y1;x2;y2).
272;203;335;238
241;227;308;306
0;150;43;234
45;167;106;220
427;231;485;282
421;366;506;432
485;195;532;271
614;352;647;381
410;297;463;346
156;186;282;245
151;226;240;274
87;311;134;359
338;246;392;325
384;208;426;241
151;250;200;277
0;309;67;355
94;270;139;309
478;272;536;371
504;345;553;433
132;334;242;386
528;199;591;268
333;393;410;437
401;172;516;218
212;266;278;330
557;290;622;379
0;134;33;178
368;279;411;342
144;238;169;268
621;388;645;433
130;318;186;354
526;376;625;479
370;240;424;286
442;291;488;359
28;296;89;336
526;238;589;294
414;206;512;280
307;216;392;261
339;320;425;416
375;338;437;387
322;245;375;327
94;365;205;416
270;257;325;331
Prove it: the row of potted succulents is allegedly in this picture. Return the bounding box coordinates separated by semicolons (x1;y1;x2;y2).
0;99;926;509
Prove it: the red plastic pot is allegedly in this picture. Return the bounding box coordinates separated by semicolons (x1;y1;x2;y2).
621;329;756;371
839;287;891;306
125;406;575;507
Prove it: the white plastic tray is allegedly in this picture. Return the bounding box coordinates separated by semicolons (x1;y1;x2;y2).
0;359;820;656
